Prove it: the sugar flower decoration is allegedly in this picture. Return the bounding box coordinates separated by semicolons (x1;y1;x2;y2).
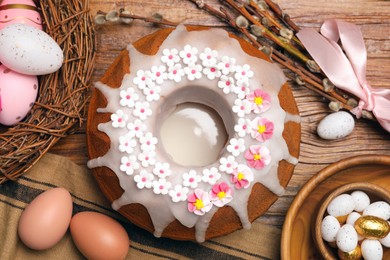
199;47;218;67
167;64;185;82
111;110;128;128
180;45;198;65
227;138;246;157
234;80;250;100
169;184;189;203
203;65;221;80
120;87;139;108
139;132;158;152
127;119;147;138
153;162;171;178
118;133;137;154
202;167;221;185
231;165;253;189
134;170;154;189
182;170;202;189
161;48;180;67
150;65;167;85
133;101;152;121
232;98;252;117
187;189;212;216
184;63;202;81
133;70;152;90
247;89;271;114
218;75;235;94
244;145;271;169
138;150;156;167
152;178;171;195
218;55;236;75
219;156;238;174
234;64;254;81
250;117;274;142
143;84;161;102
210;182;233;207
120;155;140;175
234;118;251;137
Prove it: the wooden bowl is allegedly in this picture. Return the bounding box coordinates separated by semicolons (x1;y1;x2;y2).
313;182;390;259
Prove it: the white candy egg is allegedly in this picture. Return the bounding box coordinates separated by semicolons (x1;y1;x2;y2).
321;215;341;242
351;190;370;212
336;224;358;253
363;201;390;220
327;194;356;217
361;239;383;260
379;222;390;247
317;111;355;140
0;23;63;75
347;212;362;226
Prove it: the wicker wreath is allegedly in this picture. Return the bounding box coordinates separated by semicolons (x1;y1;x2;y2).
0;0;96;184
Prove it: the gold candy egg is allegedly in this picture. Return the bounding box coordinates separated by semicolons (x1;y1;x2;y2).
337;245;362;260
354;215;390;239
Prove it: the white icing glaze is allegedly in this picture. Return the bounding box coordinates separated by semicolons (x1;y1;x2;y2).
88;25;299;242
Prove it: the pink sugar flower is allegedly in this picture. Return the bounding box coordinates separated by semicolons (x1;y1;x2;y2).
210;182;233;207
244;145;271;169
230;165;253;189
187;189;212;216
250;117;274;142
246;89;271;114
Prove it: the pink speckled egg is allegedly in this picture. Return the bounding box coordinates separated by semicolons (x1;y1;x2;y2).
0;64;38;125
0;0;42;30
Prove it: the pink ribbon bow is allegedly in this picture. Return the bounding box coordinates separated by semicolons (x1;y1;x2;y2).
296;19;390;133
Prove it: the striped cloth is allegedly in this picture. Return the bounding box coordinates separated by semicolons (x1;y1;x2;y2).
0;153;280;259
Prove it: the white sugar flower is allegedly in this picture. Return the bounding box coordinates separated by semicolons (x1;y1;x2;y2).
219;156;238;174
134;170;154;189
182;170;202;189
234;80;250;100
227;138;246;157
218;56;236;75
133;70;153;90
218;75;235;94
184;63;202;81
203;65;221;80
199;48;218;67
143;84;161;102
127;119;147;138
234;118;251;137
139;132;158;152
137;150;156;167
179;44;198;65
232;98;252;117
167;63;185;82
169;184;189;203
118;133;137;154
111;110;128;128
161;48;180;67
120;87;139;108
150;65;167;85
234;64;254;81
133;101;152;121
153;162;171;178
202;167;221;185
120;155;140;175
153;178;172;195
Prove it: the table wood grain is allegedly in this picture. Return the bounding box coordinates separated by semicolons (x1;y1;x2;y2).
50;0;390;229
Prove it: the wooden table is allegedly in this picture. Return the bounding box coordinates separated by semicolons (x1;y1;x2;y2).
50;0;390;229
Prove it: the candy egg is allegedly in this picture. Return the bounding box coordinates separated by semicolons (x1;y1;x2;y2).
0;23;63;75
354;215;390;239
337;245;362;260
18;187;73;250
321;215;341;242
317;111;355;140
379;222;390;247
70;211;129;260
327;194;356;223
351;191;370;212
347;212;362;226
0;0;42;30
336;224;359;253
363;201;390;220
0;64;38;125
361;239;383;260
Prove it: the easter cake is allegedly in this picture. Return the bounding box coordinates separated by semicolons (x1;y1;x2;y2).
87;26;301;242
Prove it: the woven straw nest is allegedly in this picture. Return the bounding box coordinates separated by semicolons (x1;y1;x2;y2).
0;0;96;184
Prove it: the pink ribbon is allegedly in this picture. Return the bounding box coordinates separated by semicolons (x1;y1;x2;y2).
297;19;390;133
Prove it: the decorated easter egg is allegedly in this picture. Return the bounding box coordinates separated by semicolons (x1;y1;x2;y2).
0;64;38;125
354;215;390;239
361;239;383;260
0;23;63;75
0;0;42;30
18;187;73;250
350;190;370;212
321;215;341;242
336;224;359;253
337;245;362;260
363;201;390;220
379;222;390;247
317;111;355;140
327;194;356;223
